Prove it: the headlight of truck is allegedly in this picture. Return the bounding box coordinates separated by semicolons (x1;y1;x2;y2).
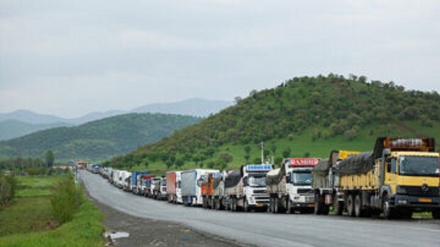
248;197;255;204
396;186;407;195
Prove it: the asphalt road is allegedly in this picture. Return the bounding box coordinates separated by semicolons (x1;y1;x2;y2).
80;170;440;247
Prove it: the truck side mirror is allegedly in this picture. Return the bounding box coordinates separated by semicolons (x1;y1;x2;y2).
196;178;203;187
286;173;291;183
243;177;248;186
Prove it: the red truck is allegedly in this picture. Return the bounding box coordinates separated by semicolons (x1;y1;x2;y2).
166;171;182;203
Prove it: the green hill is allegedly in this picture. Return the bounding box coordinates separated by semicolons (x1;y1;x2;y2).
105;74;440;172
0;113;202;163
0;120;72;141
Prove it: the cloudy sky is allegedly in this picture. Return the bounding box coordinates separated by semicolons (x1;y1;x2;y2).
1;0;439;118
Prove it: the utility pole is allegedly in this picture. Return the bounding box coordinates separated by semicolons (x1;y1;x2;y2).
260;141;264;164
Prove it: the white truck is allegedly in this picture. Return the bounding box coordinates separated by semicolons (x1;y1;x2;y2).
111;169;131;189
181;169;219;206
153;177;167;200
225;164;273;212
266;158;320;213
120;171;132;191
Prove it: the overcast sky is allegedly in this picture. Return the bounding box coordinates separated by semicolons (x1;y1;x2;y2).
1;0;439;118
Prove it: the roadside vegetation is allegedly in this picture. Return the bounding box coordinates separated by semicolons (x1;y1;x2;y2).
0;173;17;206
105;74;440;172
0;174;104;247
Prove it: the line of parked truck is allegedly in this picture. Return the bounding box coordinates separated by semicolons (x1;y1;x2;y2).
90;136;440;220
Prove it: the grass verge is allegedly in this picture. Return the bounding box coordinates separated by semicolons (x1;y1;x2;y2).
0;175;104;247
0;197;104;247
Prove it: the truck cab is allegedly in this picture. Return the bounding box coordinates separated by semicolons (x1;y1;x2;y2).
375;137;440;219
227;164;273;212
243;169;270;209
285;158;319;213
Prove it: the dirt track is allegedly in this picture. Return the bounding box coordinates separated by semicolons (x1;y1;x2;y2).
89;196;253;247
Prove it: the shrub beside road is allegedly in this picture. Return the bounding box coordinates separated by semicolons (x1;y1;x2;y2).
0;175;104;247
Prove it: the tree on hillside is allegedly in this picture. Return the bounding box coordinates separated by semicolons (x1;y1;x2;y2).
282;147;291;158
218;152;233;168
45;150;54;167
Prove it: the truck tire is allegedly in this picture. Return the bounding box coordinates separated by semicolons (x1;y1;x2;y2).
286;197;292;214
333;195;343;216
314;201;321;215
243;198;249;212
346;194;355;217
382;194;394;220
202;197;207;209
314;193;322;215
214;199;222;210
354;194;363;217
268;198;274;213
210;198;214;209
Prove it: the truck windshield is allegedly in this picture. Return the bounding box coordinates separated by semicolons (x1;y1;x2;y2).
248;175;266;187
399;156;439;177
292;171;312;185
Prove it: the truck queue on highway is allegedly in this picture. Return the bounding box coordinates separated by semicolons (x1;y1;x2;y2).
88;137;440;220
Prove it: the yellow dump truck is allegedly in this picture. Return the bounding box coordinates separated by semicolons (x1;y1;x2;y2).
337;137;439;219
312;150;360;215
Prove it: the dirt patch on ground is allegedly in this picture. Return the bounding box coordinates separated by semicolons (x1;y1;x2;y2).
89;197;254;247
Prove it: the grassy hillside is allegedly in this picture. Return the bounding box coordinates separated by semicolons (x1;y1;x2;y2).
105;74;440;172
0;113;202;163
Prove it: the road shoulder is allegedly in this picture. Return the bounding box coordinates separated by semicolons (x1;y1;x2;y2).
88;196;254;247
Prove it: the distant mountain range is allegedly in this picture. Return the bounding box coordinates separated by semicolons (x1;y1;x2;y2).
0;98;233;141
0;113;203;163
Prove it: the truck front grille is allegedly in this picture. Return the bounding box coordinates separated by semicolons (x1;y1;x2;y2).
298;189;313;194
401;186;439;197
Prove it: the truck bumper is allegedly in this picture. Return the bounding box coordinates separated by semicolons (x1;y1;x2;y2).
291;202;315;209
392;195;440;210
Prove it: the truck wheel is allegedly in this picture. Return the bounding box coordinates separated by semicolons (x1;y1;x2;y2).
314;201;321;215
322;205;329;215
354;194;363;217
346;194;355;217
274;197;279;214
231;198;236;212
243;199;249;212
333;196;343;216
268;198;273;213
286;198;292;214
210;198;214;209
382;194;394;220
314;193;322;215
432;210;440;219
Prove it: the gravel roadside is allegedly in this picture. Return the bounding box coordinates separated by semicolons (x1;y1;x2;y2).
88;196;255;247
